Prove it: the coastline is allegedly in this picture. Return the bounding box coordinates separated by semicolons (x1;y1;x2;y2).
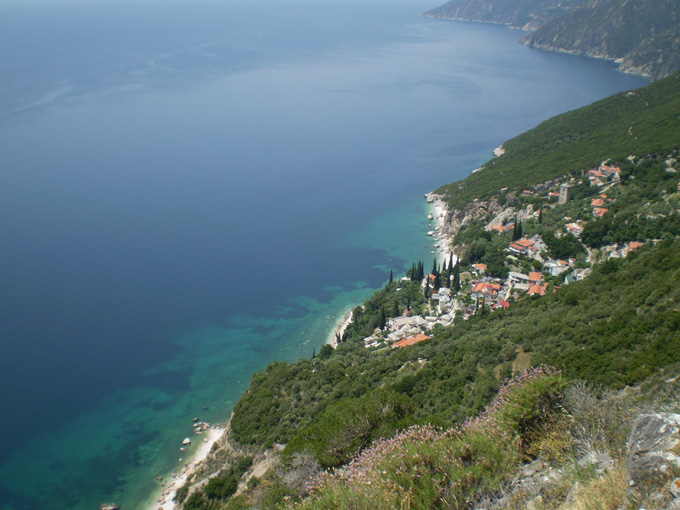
425;192;457;269
327;309;353;348
145;426;226;510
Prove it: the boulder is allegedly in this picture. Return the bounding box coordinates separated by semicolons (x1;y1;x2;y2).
671;478;680;499
182;437;191;446
627;413;680;491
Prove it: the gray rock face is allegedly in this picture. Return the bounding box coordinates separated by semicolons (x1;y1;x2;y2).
627;413;680;489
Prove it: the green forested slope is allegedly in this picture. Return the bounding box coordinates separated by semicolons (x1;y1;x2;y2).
230;237;680;451
436;72;680;210
180;70;680;510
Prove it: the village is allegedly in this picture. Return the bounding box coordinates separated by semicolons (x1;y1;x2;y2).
360;160;651;350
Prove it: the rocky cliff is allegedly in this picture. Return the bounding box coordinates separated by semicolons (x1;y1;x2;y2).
423;0;581;30
424;0;680;80
523;0;680;81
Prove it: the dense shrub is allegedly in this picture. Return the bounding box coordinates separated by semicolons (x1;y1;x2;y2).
293;368;565;510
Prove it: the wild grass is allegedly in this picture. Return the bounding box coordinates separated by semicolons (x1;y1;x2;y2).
289;367;563;510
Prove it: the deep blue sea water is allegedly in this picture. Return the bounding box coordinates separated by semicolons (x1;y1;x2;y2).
0;1;646;508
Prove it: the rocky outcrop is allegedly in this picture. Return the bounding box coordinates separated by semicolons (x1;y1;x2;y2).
444;198;504;239
627;413;680;506
522;0;680;80
620;24;680;81
475;413;680;509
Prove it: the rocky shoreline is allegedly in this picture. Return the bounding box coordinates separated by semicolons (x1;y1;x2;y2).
425;192;456;267
145;424;226;510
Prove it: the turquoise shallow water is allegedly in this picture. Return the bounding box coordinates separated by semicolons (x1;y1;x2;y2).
0;0;647;508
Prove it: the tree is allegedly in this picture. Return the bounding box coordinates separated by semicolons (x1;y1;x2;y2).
408;263;416;281
319;344;334;359
378;307;386;330
452;261;461;292
389;270;393;285
538;207;543;224
513;218;523;241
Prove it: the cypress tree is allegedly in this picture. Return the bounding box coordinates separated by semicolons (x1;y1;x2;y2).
389;270;393;285
391;301;399;318
432;258;438;277
453;262;461;292
416;261;424;281
378;307;386;330
538;207;543;225
512;218;521;241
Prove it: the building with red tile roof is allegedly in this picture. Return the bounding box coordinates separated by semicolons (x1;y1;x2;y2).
527;283;547;296
528;272;542;284
565;223;583;235
494;299;510;310
392;334;430;348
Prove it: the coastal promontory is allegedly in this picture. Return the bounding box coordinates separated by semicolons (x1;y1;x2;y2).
423;0;680;80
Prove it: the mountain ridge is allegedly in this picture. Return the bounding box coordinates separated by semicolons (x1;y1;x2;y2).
423;0;680;80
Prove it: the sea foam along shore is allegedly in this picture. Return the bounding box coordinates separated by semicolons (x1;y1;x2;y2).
146;426;226;510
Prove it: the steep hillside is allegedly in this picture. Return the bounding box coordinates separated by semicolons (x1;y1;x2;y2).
436;71;680;211
523;0;680;81
422;0;581;30
423;0;680;80
170;74;680;510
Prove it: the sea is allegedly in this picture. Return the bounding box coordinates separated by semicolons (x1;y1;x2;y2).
0;0;646;508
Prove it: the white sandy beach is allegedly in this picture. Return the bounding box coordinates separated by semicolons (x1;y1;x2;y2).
327;309;353;348
146;426;225;510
